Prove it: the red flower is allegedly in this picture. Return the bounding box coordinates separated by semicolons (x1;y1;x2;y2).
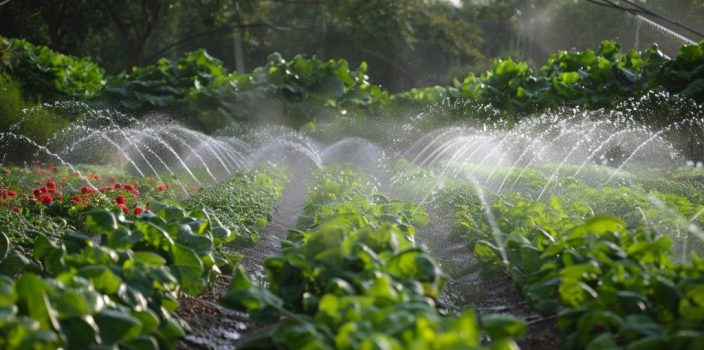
39;193;53;205
114;194;126;205
47;181;56;190
33;188;41;197
133;207;143;215
11;207;20;213
88;173;101;183
125;184;135;192
156;185;164;192
70;195;84;204
81;186;94;194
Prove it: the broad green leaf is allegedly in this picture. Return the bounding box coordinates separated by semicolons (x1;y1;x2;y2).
94;308;143;344
84;209;118;235
171;243;204;295
15;274;59;330
585;333;619;350
61;316;100;349
125;336;160;350
131;310;159;334
0;275;16;308
481;314;527;340
78;265;122;294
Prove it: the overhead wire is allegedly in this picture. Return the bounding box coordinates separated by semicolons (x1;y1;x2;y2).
618;0;704;39
585;0;704;40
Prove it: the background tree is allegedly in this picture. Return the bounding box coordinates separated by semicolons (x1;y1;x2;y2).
2;0;702;88
96;0;164;68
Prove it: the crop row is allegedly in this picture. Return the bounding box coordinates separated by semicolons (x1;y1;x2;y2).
0;165;286;349
389;161;704;349
184;163;287;246
2;36;703;133
398;40;704;114
221;166;526;349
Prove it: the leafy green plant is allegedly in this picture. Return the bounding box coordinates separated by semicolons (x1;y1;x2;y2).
387;159;704;349
0;202;236;349
1;37;104;99
185;164;287;245
101;49;229;113
455;181;704;349
659;42;704;100
0;163;295;349
3;35;704;134
220;166;523;349
0;74;23;124
188;53;388;129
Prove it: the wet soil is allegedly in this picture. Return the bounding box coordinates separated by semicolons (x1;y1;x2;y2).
176;163;311;350
417;212;560;350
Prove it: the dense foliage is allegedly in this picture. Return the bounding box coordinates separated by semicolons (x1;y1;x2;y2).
221;167;525;349
389;161;704;349
185;164;287;245
0;164;286;349
0;37;105;99
399;40;704;114
2;36;704;134
1;19;704;350
1;157;703;349
0;0;491;90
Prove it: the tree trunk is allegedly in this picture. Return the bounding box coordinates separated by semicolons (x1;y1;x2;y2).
96;0;161;69
128;46;141;68
233;28;246;72
42;0;69;51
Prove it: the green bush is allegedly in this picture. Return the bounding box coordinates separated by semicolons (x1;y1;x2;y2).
0;74;23;127
1;35;703;133
0;74;72;162
1;37;105;99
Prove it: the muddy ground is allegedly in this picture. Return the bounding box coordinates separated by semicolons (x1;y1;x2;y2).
417;214;560;350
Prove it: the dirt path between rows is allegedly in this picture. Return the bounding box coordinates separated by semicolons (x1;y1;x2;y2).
176;162;311;350
416;212;560;349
